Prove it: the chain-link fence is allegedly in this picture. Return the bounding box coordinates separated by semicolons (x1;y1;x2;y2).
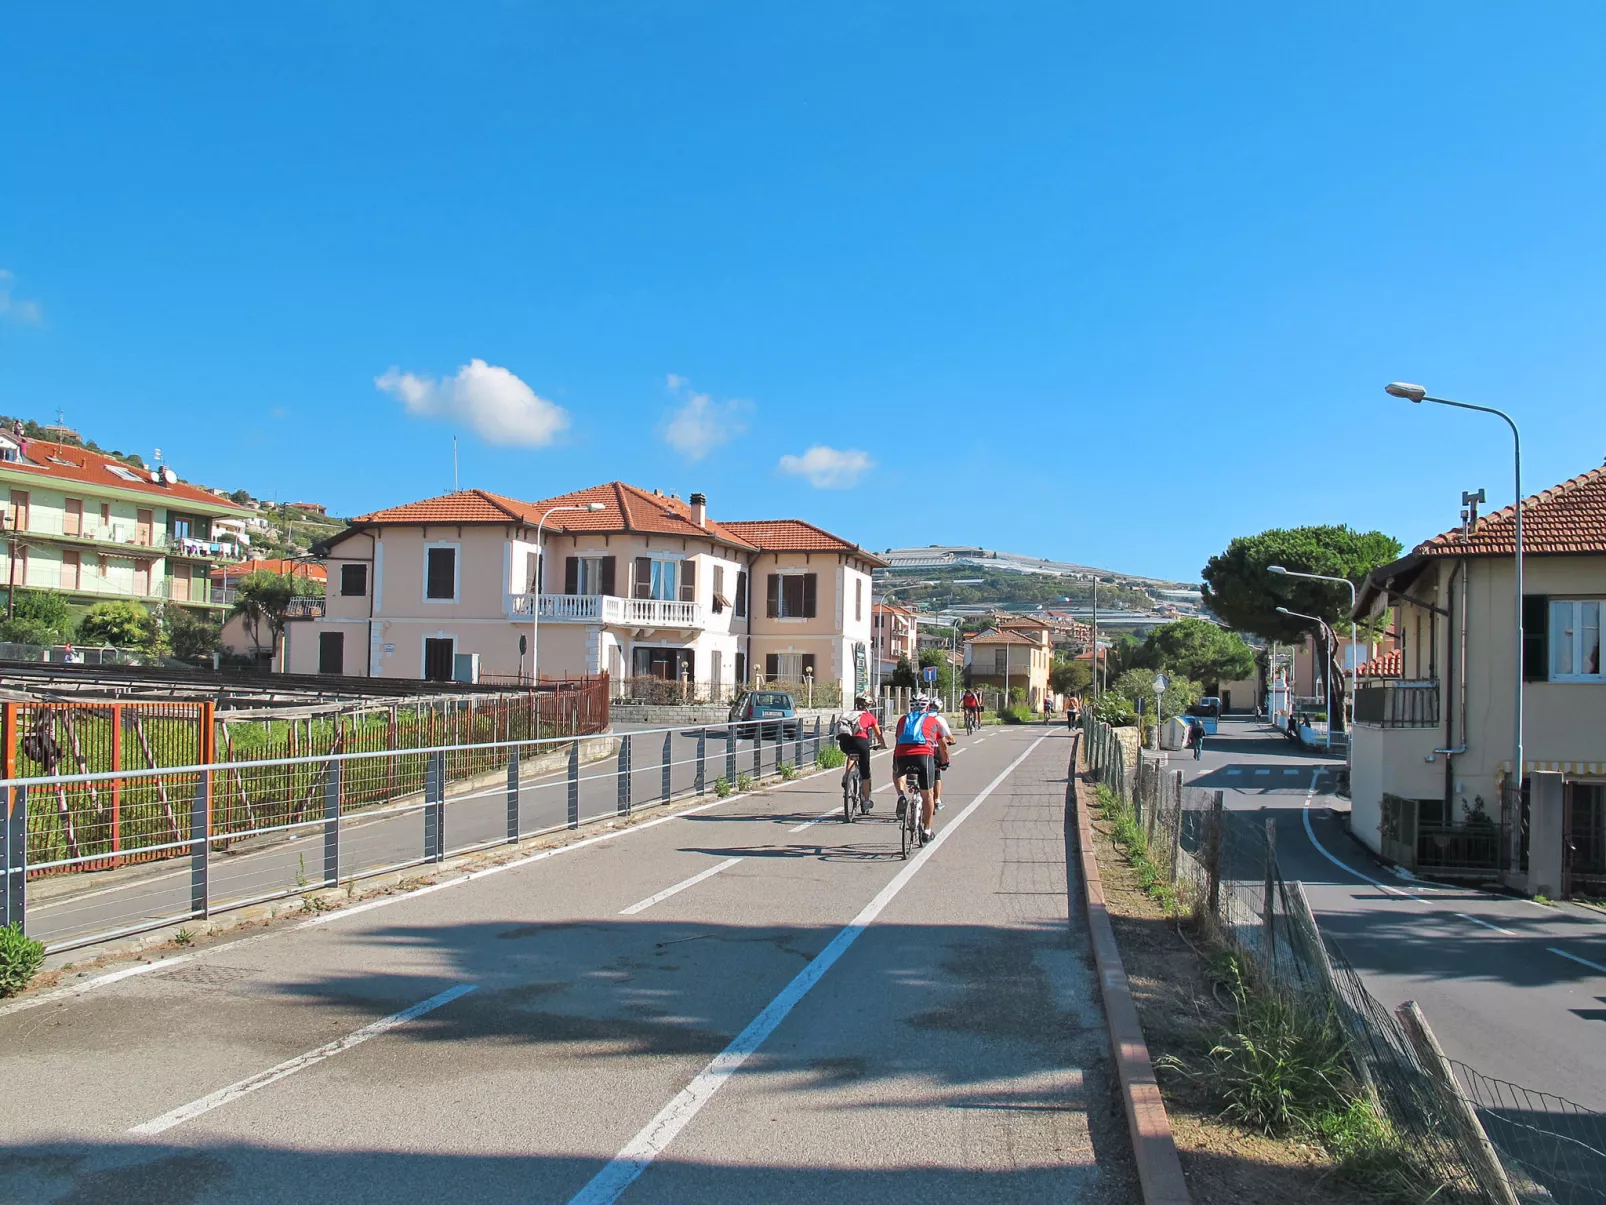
1083;715;1606;1205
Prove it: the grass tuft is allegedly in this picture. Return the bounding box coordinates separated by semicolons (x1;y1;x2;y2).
817;744;846;769
0;923;45;997
1092;783;1177;911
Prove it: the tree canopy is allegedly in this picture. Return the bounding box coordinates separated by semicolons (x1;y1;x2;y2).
230;571;315;652
1200;525;1401;643
0;589;76;645
1141;618;1256;686
79;600;150;648
1050;656;1092;698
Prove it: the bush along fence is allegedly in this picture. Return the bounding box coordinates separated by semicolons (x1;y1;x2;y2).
3;711;833;954
1083;714;1606;1205
3;679;610;876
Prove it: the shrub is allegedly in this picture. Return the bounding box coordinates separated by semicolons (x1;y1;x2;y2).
713;776;731;798
0;923;45;997
778;761;796;780
80;600;151;648
736;773;754;792
817;743;846;769
999;703;1035;724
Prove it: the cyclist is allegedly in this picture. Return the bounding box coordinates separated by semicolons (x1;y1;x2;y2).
893;694;943;843
836;694;885;811
960;687;982;732
926;695;955;812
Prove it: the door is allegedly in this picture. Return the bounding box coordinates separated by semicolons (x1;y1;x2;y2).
8;490;28;531
170;569;190;601
319;631;345;675
63;498;82;536
135;509;153;546
60;550;80;590
423;637;455;681
133;559;150;596
710;651;723;697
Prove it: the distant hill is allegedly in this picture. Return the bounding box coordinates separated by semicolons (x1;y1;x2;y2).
879;544;1196;590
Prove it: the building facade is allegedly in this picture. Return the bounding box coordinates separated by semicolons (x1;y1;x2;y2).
0;433;249;611
286;483;881;704
963;626;1051;707
1351;463;1606;899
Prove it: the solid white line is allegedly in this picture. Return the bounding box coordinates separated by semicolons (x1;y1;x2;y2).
620;859;743;916
128;983;476;1135
1299;768;1424;901
567;733;1051;1205
788;808;841;834
1549;947;1606;975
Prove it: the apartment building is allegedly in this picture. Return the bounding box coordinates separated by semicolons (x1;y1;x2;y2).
286;483;882;703
1351;462;1606;899
964;625;1051;707
0;432;249;609
872;601;919;681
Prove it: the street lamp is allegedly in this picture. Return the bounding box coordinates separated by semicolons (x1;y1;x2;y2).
1386;382;1524;808
1269;565;1359;734
1276;605;1334;749
531;502;606;687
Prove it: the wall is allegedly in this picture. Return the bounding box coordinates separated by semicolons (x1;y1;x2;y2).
1349;724;1442;855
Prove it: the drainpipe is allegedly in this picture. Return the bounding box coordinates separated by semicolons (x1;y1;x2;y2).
1438;561;1467;812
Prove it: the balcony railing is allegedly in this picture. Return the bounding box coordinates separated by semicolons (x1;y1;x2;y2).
508;593;704;629
1354;679;1440;728
11;513;170;551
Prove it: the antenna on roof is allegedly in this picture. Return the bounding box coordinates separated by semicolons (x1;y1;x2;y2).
452;435;459;493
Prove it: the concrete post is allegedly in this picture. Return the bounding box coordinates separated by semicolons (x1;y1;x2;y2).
1528;771;1565;897
323;760;341;887
506;749;520;844
190;774;209;917
567;742;579;829
2;786;25;931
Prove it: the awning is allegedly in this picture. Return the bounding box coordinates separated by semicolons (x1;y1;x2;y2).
1499;760;1606;778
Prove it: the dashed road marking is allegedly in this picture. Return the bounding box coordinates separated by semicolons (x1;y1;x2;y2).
620;858;743;915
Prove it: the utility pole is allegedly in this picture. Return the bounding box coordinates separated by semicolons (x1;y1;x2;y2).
5;503;18;620
1090;575;1100;700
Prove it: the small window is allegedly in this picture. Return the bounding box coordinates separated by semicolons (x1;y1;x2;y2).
340;563;368;597
423;636;455;681
426;547;456;600
318;631;345;675
855;579;863;623
767;572;818;619
734;571;749;618
1550;599;1603;681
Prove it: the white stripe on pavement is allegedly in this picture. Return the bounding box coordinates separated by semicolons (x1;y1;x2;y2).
1550;947;1606;975
1457;913;1515;935
129;984;477;1135
788;809;841;833
568;733;1052;1205
620;859;743;915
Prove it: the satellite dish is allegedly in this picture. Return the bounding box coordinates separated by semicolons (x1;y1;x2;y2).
161;466;177;485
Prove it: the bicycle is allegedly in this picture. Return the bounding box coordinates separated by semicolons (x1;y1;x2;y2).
897;764;925;858
842;757;861;824
963;708;979;735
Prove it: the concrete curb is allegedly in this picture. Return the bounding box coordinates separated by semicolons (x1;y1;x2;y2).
1070;737;1192;1205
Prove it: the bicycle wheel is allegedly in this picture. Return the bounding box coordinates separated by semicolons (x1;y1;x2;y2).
899;779;913;858
843;764;858;823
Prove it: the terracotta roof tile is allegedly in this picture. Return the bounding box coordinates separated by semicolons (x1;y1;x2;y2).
211;558;326;583
967;629;1038;646
721;519;888;564
0;438;251;514
1357;648;1403;678
1416;462;1606;557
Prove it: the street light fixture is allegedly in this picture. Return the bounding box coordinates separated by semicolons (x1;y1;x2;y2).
1276;605;1334;749
530;502;606;686
1386;382;1524;812
1268;565;1359;735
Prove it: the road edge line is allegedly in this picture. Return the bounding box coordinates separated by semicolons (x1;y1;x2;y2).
1072;739;1192;1205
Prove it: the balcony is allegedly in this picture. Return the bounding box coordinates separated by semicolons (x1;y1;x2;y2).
1354;680;1440;728
13;512;169;551
508;593;704;629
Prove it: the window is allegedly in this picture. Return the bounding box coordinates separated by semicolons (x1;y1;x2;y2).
763;652;815;681
735;651;747;686
633;556;679;601
1550;599;1602;681
734;570;748;618
170;516;193;540
63;498;83;536
423;637;455;681
995;649;1007;674
855;579;863;623
632;646;694;680
766;572;817;619
319;631;345;675
564;555;617;595
711;566;727;614
425;546;457;600
100;503;111;526
106;464;143;482
340;563;368;597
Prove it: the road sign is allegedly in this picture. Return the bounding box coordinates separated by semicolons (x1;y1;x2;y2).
923;666;938;683
519;634;528;654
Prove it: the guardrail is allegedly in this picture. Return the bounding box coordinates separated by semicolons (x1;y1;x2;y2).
1;714;832;953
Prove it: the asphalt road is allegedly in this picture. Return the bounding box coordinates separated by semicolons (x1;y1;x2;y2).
0;723;1130;1205
1181;718;1606;1112
26;723;816;951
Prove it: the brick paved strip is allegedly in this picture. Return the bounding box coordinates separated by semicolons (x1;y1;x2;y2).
1070;736;1192;1205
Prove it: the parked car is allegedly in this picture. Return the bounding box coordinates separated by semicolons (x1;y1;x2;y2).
728;690;800;739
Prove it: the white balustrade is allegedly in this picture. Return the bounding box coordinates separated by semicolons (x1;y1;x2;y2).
506;593;703;628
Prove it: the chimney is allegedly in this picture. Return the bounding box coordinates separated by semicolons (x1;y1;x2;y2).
690;492;707;528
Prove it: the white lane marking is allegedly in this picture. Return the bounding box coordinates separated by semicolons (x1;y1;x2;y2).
1458;913;1515;935
1550;947;1606;975
620;859;743;916
788;809;841;834
567;734;1051;1205
1299;768;1425;902
129;984;476;1135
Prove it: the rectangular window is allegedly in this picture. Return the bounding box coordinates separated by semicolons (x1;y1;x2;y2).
995;648;1007;674
423;636;455;681
61;550;80;590
565;555;614;595
680;558;696;603
319;631;345;675
8;490;29;531
734;571;748;618
855;579;863;622
767;572;818;618
649;559;677;601
1550;599;1603;681
63;498;83;536
735;651;747;686
712;566;726;614
100;502;111;527
170;515;193;540
340;563;368;597
425;547;456;600
631;646;693;680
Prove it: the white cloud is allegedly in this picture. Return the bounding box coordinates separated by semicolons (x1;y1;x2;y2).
376;358;569;447
661;375;747;461
0;270;42;324
778;445;875;489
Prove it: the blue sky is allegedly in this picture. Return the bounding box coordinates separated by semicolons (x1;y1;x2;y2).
3;3;1603;582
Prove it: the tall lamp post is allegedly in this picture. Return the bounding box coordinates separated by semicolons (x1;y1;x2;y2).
531;502;605;687
1276;605;1334;750
1269;566;1358;733
1386;382;1524;808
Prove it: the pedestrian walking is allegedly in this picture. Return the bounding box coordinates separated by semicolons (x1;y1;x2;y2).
1187;717;1205;759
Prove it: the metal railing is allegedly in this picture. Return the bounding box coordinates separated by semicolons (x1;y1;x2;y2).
1083;715;1606;1204
2;712;833;953
1354;679;1441;727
